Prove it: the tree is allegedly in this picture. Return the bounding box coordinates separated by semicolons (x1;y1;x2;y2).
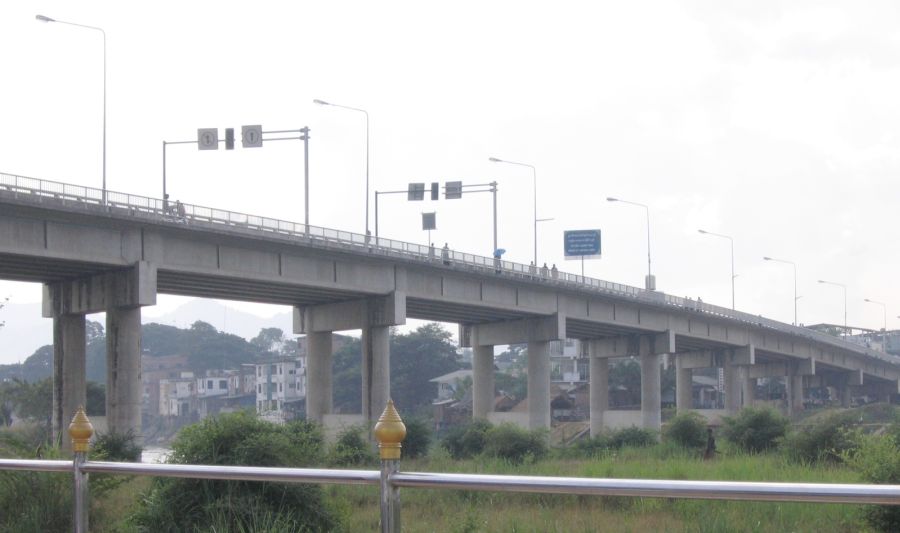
609;358;641;406
331;324;463;415
251;327;287;356
390;323;461;414
129;412;338;532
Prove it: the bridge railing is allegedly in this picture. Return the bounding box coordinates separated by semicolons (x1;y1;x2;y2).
1;406;899;533
0;171;896;366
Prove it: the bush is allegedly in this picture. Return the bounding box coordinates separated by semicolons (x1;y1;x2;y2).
783;410;859;463
442;419;492;460
721;407;789;453
482;423;548;464
328;425;376;467
128;411;337;532
93;430;142;462
664;412;707;449
402;418;432;459
843;433;900;531
570;434;613;458
610;426;656;449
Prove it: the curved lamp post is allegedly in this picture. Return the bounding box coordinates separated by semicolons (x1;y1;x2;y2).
763;256;798;325
36;14;107;203
314;99;370;235
609;197;654;291
489;157;539;265
698;229;735;309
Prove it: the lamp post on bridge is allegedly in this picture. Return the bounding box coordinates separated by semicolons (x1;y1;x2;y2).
864;298;888;352
608;197;655;291
763;256;798;326
314;99;370;237
698;229;735;309
36;14;107;204
489;157;540;265
818;279;848;335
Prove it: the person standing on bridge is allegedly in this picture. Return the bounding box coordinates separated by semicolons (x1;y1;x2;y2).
551;264;558;279
529;261;537;277
442;243;450;265
541;262;549;278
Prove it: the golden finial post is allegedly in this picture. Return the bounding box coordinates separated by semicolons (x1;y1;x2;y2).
374;399;405;533
68;406;93;533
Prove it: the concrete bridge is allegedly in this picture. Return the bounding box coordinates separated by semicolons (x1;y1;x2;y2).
1;172;897;446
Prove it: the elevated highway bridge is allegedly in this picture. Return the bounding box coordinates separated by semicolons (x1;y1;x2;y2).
1;172;897;446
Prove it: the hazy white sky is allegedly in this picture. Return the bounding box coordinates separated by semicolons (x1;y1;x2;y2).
1;1;898;340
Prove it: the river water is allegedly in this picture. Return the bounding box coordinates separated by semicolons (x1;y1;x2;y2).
140;446;172;463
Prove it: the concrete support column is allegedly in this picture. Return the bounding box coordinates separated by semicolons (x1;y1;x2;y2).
741;369;755;408
839;385;852;408
641;352;661;431
788;375;804;416
362;325;391;427
723;358;742;414
589;354;609;436
472;345;494;420
306;331;333;423
527;341;551;430
52;314;86;452
106;307;143;440
675;355;692;412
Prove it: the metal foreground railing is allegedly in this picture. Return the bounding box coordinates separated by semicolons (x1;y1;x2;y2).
1;407;900;533
0;171;897;366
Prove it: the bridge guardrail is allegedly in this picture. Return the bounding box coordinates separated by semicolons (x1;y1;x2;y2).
0;171;897;367
1;405;899;533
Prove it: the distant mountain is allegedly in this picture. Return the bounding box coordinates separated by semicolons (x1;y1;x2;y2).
143;299;294;340
0;303;51;366
0;299;294;366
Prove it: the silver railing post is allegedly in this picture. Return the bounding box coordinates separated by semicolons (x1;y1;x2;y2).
68;406;94;533
374;400;406;533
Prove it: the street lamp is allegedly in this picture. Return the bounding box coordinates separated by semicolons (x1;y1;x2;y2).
818;280;847;333
863;298;888;350
763;256;798;326
608;197;654;291
36;14;107;203
698;229;736;309
489;157;539;265
314;99;369;235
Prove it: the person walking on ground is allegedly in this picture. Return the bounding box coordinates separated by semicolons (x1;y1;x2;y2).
442;243;450;265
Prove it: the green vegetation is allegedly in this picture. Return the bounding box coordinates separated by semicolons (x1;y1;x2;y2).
401;417;432;459
327;425;376;467
783;410;860;463
663;411;707;449
721;406;789;453
482;423;549;464
128;411;338;532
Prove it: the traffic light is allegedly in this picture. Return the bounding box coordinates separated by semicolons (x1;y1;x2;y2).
431;182;439;200
408;183;425;201
225;128;235;150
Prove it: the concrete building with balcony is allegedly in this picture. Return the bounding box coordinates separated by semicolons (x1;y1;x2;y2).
254;357;306;423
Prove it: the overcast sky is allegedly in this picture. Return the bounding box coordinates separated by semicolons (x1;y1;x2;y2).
1;1;898;356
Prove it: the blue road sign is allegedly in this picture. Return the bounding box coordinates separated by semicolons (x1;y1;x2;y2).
564;229;601;258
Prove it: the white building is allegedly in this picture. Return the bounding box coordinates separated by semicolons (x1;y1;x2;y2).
254;357;306;423
159;372;195;417
550;339;587;384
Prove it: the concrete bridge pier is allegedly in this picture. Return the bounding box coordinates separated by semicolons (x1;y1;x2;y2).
361;325;391;426
472;345;494;420
305;331;333;423
52;313;86;451
674;354;692;412
106;306;143;438
640;331;674;432
461;314;564;430
44;262;156;448
588;343;609;437
742;368;756;408
723;345;755;414
296;292;406;429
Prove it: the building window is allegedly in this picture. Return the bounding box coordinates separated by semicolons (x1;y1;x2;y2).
270;364;277;374
257;384;261;393
257;367;262;377
279;383;283;392
219;380;227;389
278;365;283;375
207;380;213;389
